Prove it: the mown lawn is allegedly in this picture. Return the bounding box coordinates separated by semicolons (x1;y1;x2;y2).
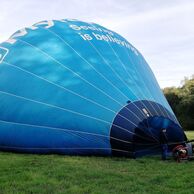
185;131;194;140
0;131;194;194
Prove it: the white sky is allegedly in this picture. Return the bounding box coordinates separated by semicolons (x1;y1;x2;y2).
0;0;194;88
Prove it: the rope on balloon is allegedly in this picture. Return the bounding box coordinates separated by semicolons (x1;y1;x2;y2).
0;90;156;142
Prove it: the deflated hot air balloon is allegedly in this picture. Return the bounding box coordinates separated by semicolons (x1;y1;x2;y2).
0;19;187;157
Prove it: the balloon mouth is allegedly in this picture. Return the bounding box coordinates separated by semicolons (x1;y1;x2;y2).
110;100;187;158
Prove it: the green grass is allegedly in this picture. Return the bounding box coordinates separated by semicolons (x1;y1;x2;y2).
185;131;194;140
0;131;194;194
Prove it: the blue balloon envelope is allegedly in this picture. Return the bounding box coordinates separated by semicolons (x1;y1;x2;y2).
0;19;186;157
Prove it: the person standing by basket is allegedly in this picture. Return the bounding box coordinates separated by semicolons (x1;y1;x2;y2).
160;128;168;160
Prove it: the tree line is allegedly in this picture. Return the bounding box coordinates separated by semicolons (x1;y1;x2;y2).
163;75;194;131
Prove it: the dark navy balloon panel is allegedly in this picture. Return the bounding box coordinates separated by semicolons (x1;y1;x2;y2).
110;100;186;157
0;19;186;156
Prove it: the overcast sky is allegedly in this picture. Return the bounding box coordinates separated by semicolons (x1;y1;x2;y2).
0;0;193;88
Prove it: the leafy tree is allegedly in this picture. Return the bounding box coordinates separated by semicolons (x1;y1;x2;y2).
163;87;181;113
163;75;194;131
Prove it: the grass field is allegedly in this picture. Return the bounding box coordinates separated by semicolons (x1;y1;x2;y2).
0;131;194;194
185;131;194;140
